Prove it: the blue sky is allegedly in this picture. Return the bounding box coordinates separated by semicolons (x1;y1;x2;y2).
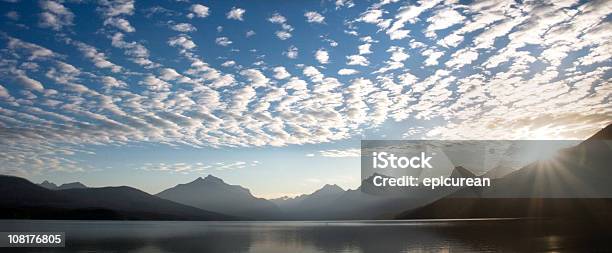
0;0;610;198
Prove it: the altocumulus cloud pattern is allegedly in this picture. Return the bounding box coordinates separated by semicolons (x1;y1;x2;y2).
0;0;610;174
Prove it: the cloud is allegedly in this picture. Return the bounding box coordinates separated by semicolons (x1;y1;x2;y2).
422;49;444;66
38;0;74;30
445;48;478;69
246;30;256;37
139;75;171;91
425;7;465;38
358;43;372;55
168;35;196;50
188;4;209;18
273;66;291;79
319;148;360;158
139;160;255;174
171;23;197;32
335;0;355;9
284;45;298;59
100;76;126;89
111;32;158;68
338;68;359;75
240;69;269;87
268;13;286;24
275;31;292;40
98;0;135;32
72;41;122;73
315;49;330;64
215;37;232;47
226;7;245;21
104;17;135;32
15;73;44;92
221;60;236;67
358;9;383;24
346;55;369;66
304;11;325;23
269;13;293;40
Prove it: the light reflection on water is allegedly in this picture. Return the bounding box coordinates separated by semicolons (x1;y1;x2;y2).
1;219;610;253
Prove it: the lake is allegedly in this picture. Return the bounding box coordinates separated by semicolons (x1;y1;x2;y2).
2;219;611;252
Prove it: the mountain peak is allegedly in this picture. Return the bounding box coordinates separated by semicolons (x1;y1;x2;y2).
192;175;225;184
39;180;58;190
314;184;344;195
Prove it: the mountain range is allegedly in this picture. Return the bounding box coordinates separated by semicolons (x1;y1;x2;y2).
0;175;231;220
0;124;610;221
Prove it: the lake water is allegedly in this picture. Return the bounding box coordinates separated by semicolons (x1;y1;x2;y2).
2;219;611;252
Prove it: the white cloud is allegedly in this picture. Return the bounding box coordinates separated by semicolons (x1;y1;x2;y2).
246;30;256;37
221;60;236;67
315;49;330;64
240;69;269;87
100;76;126;89
269;13;293;40
140;75;171;91
215;37;232;47
358;43;372;55
38;0;74;31
168;35;196;50
227;7;245;21
319;148;360;158
422;49;444;66
273;66;291;80
188;4;209;18
304;11;325;23
104;17;135;32
275;31;292;40
346;55;369;66
171;23;196;32
268;13;286;24
72;41;122;73
335;0;355;9
358;9;383;24
98;0;135;32
445;48;478;68
285;45;298;59
425;8;465;38
338;68;359;75
15;73;44;92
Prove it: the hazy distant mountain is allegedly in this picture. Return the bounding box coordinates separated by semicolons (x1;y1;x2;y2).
0;175;231;221
272;184;346;218
398;123;612;219
39;180;88;190
157;175;281;219
272;168;481;220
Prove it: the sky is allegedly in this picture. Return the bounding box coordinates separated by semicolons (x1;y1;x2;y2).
0;0;610;198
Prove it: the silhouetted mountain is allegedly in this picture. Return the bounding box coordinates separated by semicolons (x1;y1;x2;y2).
39;180;88;190
398;123;612;219
157;175;281;219
39;180;58;190
58;182;87;190
0;175;231;220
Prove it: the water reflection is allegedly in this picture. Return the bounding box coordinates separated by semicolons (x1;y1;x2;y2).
2;219;611;252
